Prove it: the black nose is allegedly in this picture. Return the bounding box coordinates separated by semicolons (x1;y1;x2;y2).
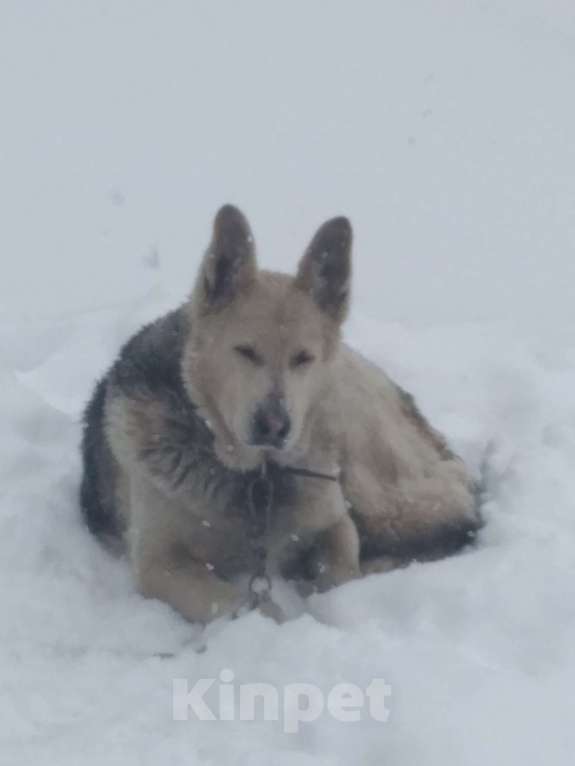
251;400;291;448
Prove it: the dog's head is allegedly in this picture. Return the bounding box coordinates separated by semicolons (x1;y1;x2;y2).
184;204;352;469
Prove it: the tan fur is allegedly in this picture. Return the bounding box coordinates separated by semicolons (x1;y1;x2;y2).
89;205;478;624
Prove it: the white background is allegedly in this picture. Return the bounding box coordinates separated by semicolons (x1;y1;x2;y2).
1;1;575;322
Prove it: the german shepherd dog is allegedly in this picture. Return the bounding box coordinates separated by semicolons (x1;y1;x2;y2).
80;205;480;623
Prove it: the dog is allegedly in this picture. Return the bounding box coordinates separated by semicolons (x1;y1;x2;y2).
80;205;480;623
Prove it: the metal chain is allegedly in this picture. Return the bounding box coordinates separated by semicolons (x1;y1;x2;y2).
244;461;339;611
246;461;273;609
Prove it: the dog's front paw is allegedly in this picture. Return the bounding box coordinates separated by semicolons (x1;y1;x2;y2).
314;562;361;593
257;596;286;624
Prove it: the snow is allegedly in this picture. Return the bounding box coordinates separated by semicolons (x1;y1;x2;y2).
2;1;575;764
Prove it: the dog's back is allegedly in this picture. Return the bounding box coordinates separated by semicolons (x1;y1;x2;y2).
80;309;188;548
334;346;479;567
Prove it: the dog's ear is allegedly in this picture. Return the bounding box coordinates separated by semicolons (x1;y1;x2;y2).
194;205;257;312
295;216;352;323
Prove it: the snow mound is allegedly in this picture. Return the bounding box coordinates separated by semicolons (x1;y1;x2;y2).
2;289;575;764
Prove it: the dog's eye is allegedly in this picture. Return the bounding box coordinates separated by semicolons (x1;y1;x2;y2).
290;350;315;369
234;344;263;366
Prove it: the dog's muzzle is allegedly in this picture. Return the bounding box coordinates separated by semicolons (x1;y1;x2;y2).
250;396;291;449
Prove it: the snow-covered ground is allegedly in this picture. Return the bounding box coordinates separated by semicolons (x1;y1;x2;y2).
2;2;575;764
